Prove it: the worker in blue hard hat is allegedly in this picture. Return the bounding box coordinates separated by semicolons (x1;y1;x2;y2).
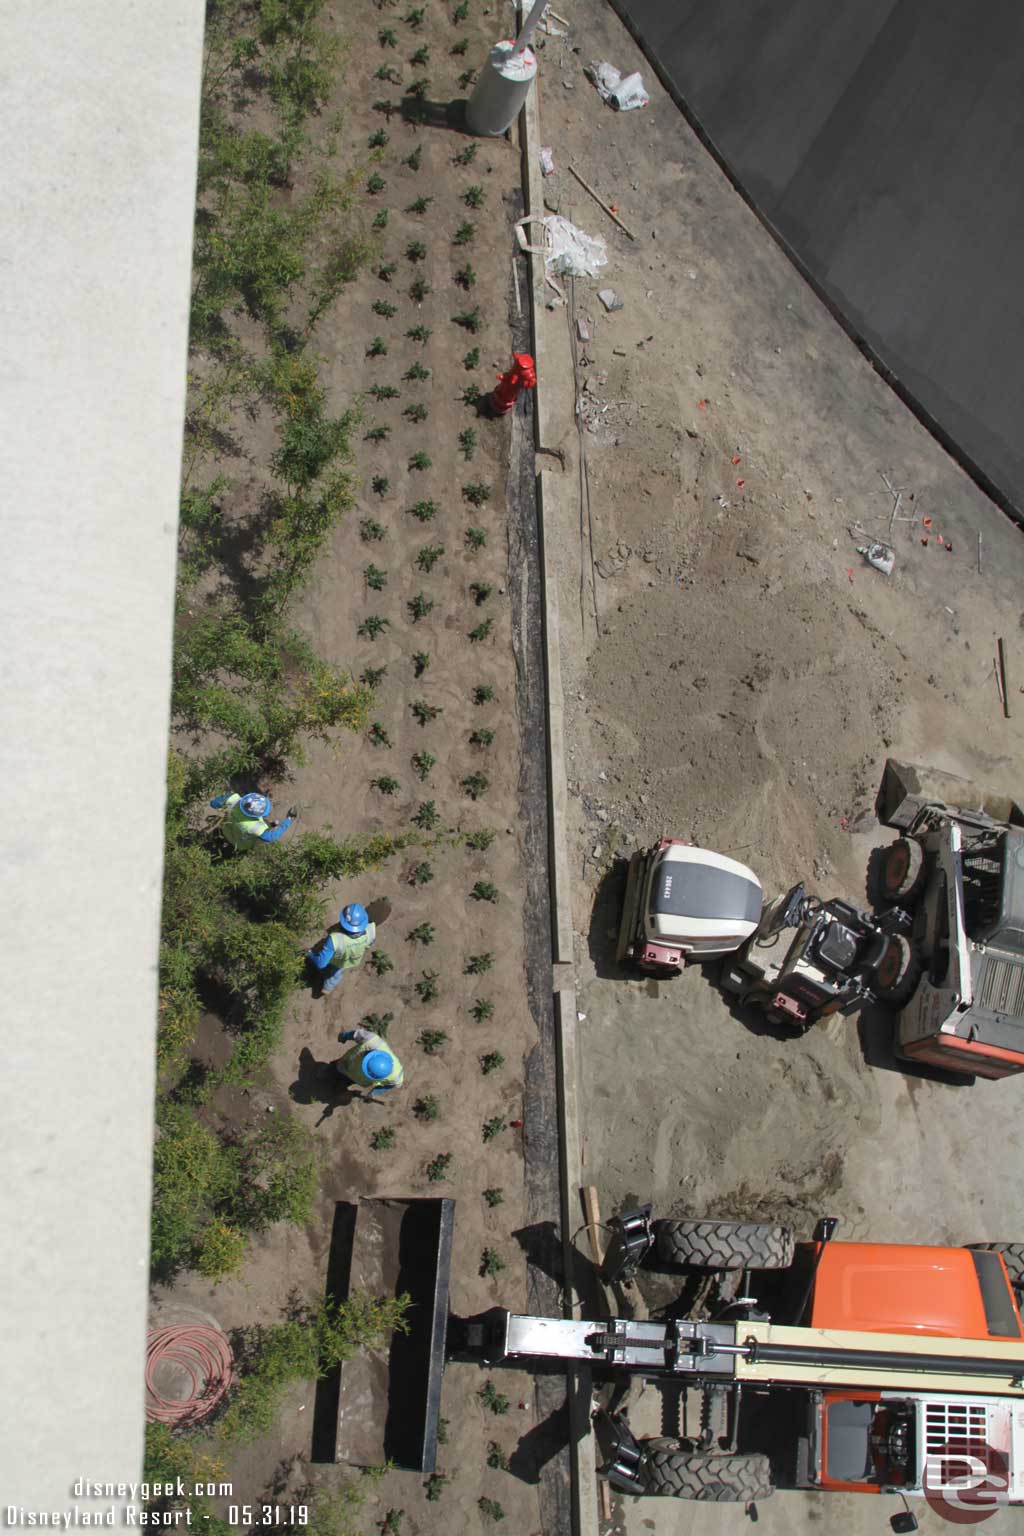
209;791;298;850
307;903;377;993
336;1025;404;1100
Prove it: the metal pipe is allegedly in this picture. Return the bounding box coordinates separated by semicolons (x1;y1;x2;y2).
744;1338;1024;1381
512;0;546;55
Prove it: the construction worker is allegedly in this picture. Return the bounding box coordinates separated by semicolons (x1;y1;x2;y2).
336;1025;404;1100
307;903;377;993
209;791;297;850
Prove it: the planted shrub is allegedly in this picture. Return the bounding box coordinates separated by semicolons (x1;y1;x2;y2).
483;1188;504;1209
367;172;386;195
369;124;390;144
481;1050;505;1075
365;564;388;590
412;800;438;830
416;547;443;578
405;6;425;26
453;0;469;19
470;581;492;605
480;1248;505;1277
404;403;429;424
455;263;477;289
412;750;436;781
360;664;387;688
408;592;434;622
463;345;481;369
418;1027;447;1053
378;260;397;281
465;828;496;851
470;728;495;748
360;517;386;542
373;209;389;231
479;1380;509;1414
416;970;440;1003
414;1093;440;1121
367;336;388;357
486;1442;510;1470
368;950;394;976
358;615;391;640
371;1127;396;1151
371;475;390;496
409;277;431;303
462;382;482;404
407;922;435;945
374;64;401;83
473;684;494;703
411;699;442;726
365;424;390;443
403;144;423;170
458;427;477;460
471;880;499;903
404;360;430;382
372;298;397;319
471;998;494;1022
369;722;393;749
462;772;489;800
454;306;481;332
406;239;427;262
457;69;476;88
409;862;434;887
464;481;491;507
451;37;469;56
469;618;494;642
409;499;438;522
406;324;431;343
423;1474;447;1503
464;183;485;208
426;1151;453;1182
408;77;429;98
478;1498;505;1523
373;99;396;117
412;650;430;676
410;44;429;65
382;1512;404;1536
453;141;477;164
362;1012;394;1038
465;952;494;975
482;1115;506;1142
373;775;400;795
466;526;487;551
369;382;399;400
378;28;397;46
408;450;432;471
406;196;433;215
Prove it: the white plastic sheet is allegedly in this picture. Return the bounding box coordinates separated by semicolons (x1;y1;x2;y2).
587;59;650;110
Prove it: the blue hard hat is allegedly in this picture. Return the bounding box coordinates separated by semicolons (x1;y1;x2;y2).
339;902;369;935
240;792;271;818
363;1050;393;1081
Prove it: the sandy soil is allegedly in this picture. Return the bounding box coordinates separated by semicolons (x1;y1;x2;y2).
529;4;1024;1533
156;4;554;1531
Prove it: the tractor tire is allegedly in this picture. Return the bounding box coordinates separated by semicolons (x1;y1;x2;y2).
872;934;923;1006
967;1243;1024;1287
640;1441;774;1502
654;1218;795;1271
868;838;925;906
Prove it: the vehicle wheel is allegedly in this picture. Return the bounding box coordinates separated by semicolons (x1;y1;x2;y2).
967;1242;1024;1286
872;934;923;1005
654;1218;795;1270
640;1441;774;1502
868;838;925;906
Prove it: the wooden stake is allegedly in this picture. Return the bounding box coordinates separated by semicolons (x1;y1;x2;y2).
582;1184;608;1266
568;164;637;240
998;637;1011;718
598;1479;613;1522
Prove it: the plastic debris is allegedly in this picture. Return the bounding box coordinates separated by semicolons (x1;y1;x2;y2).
514;214;608;296
539;145;555;176
587;59;649;110
598;288;623;312
856;541;895;576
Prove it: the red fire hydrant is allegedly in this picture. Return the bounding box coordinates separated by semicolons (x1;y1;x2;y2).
488;352;536;416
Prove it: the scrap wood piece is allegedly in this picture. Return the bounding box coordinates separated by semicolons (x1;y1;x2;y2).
582;1184;608;1266
568;164;637;240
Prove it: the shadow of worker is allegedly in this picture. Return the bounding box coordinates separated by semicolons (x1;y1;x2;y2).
289;1046;355;1125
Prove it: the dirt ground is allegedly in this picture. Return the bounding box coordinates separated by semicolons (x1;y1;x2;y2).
155;3;559;1532
529;4;1024;1534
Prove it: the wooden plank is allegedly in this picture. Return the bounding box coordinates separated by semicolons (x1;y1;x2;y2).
582;1184;607;1266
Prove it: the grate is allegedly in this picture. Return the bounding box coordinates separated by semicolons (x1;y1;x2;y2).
925;1400;990;1461
978;956;1024;1016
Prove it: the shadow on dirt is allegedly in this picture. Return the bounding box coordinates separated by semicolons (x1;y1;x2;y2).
509;1399;571;1485
714;977;808;1043
587;858;631;979
289;1046;356;1124
398;95;471;134
856;999;974;1087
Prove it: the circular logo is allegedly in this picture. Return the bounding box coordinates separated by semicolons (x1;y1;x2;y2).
922;1441;1011;1525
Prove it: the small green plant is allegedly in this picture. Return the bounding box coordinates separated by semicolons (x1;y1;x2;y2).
362;1012;394;1038
411;698;442;726
464;481;491;507
473;684;494;703
423;1473;447;1502
479;1380;509;1415
409;499;438;522
367;171;387;195
369;126;390;146
409;277;431;303
403;144;423;170
425;1151;453;1182
408;592;434;622
358;614;391;640
457;68;477;88
482;1115;506;1143
406;239;427;262
465;952;494;975
416;544;444;572
462;772;489;800
410;44;429;65
465;827;496;851
379;27;397;46
416;970;440;1003
412;649;430;676
470;581;493;605
464;183;485;208
381;1512;404;1536
483;1188;504;1209
371;1126;396;1151
471;998;494;1023
418;1026;447;1052
453;0;469;18
478;1498;505;1523
365;424;391;443
486;1442;510;1470
481;1050;505;1075
369;722;393;749
378;259;397;281
361;664;387;688
407;323;431;343
409;450;432;471
404;359;430;382
466;526;487;551
412;750;436;781
367;336;388;357
414;1093;440;1121
369;382;400;400
374;64;401;83
404;403;429;424
455;262;477;288
469;618;494;642
373;775;400;795
462;382;482;404
472;880;499;903
480;1248;505;1277
458;427;478;460
453;140;477;164
365;563;388;590
372;298;398;319
406;195;433;215
413;799;438;830
451;37;469;56
463;345;481;369
372;475;390;496
437;1418;449;1446
373;99;396;118
373;209;390;231
409;862;434;887
408;77;429;98
454;306;481;333
360;517;386;542
470;727;495;748
408;922;435;945
405;6;425;26
368;950;394;977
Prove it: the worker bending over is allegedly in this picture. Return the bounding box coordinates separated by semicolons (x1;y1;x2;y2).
307;903;376;993
210;791;297;850
337;1026;404;1101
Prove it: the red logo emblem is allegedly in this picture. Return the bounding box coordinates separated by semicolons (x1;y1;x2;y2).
923;1441;1011;1524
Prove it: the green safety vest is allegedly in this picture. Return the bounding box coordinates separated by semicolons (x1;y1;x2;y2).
328;924;376;971
339;1032;404;1089
221;793;270;850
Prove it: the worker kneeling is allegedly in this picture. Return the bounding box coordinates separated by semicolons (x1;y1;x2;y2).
307;904;377;993
337;1026;404;1101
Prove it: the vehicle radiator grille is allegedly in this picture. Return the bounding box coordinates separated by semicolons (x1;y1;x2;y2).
924;1401;989;1459
977;955;1024;1016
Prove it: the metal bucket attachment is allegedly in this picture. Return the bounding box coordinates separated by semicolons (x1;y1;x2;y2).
877;759;1024;830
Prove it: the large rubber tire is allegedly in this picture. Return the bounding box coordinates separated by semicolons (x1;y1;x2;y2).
654;1218;795;1270
640;1441;774;1502
868;838;925;906
872;934;923;1005
967;1242;1024;1286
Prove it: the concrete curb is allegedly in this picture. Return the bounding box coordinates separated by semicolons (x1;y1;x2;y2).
515;18;602;1534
